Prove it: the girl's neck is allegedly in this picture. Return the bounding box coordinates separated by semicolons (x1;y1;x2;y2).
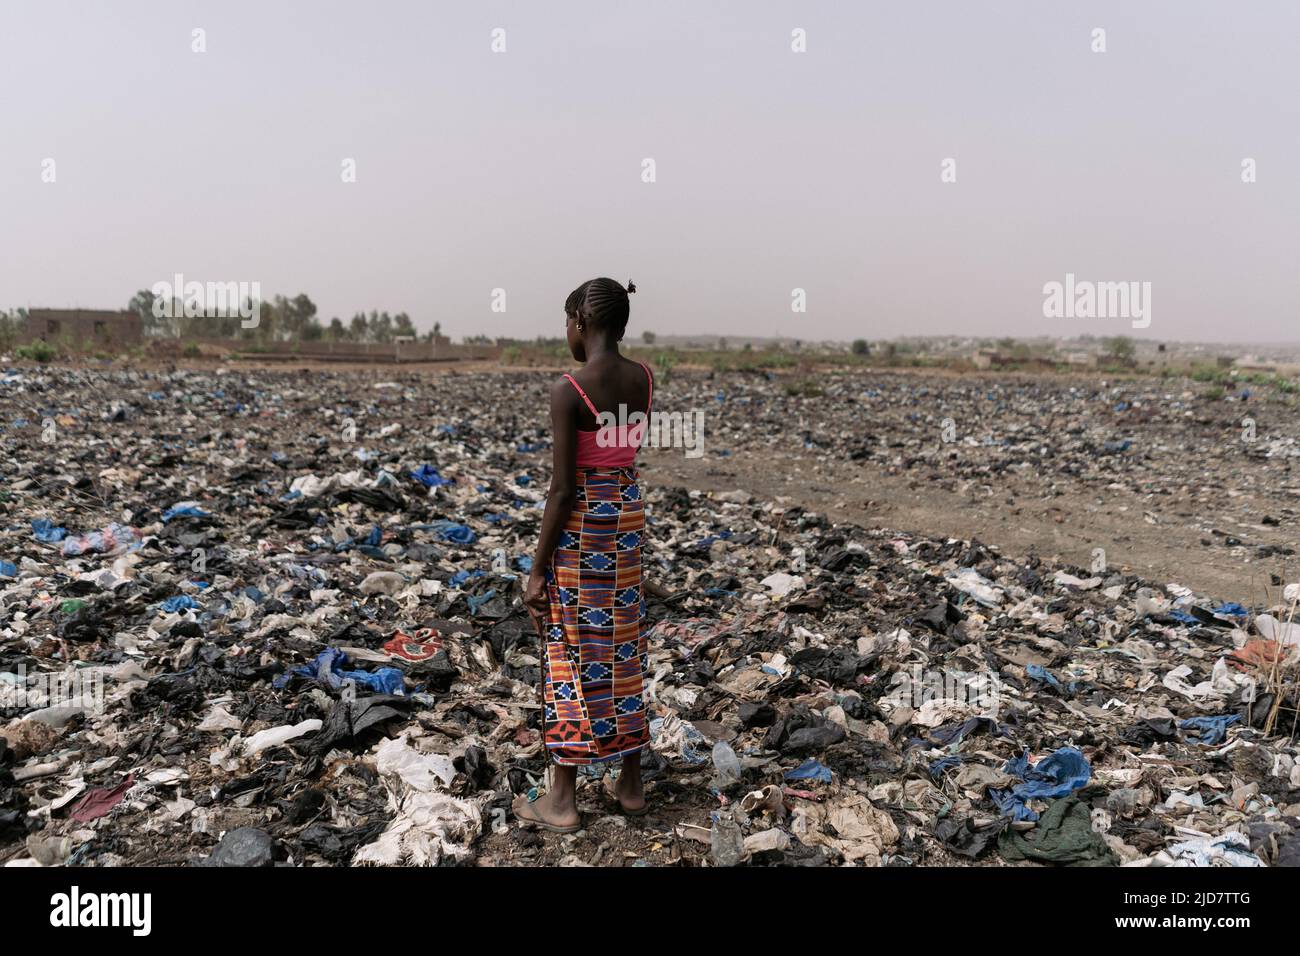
583;338;621;363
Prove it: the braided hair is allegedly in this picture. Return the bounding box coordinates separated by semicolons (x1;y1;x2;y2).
565;277;637;339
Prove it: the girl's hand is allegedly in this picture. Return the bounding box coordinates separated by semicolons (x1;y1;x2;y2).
523;569;549;634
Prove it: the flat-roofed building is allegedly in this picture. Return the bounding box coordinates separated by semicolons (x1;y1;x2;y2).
24;309;143;347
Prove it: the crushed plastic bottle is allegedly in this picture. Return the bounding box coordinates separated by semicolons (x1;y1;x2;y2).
710;811;744;867
711;740;741;787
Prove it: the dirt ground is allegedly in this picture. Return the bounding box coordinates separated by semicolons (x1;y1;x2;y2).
641;444;1290;606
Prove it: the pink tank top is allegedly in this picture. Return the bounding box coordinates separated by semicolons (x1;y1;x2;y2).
563;363;654;468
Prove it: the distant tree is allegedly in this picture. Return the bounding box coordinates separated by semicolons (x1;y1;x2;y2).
368;311;394;343
0;310;21;349
326;317;345;341
393;312;416;338
996;337;1017;352
642;330;656;345
433;321;442;338
349;313;368;342
1105;336;1136;362
852;339;869;356
287;294;318;339
129;288;168;337
258;293;319;341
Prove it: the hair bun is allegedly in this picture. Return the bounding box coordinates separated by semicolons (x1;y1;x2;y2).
626;279;637;294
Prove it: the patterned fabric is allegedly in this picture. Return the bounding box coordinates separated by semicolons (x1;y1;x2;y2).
383;627;442;662
541;467;649;764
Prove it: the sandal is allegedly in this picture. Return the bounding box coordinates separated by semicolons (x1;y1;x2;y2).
512;794;582;834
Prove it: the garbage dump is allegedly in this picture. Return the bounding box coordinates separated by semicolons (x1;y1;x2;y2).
2;365;1298;867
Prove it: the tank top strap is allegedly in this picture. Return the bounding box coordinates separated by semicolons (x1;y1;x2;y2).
563;373;600;418
639;362;653;414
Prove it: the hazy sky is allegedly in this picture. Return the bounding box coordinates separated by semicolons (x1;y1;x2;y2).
3;1;1297;343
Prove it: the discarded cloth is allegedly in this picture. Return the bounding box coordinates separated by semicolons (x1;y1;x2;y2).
997;796;1116;866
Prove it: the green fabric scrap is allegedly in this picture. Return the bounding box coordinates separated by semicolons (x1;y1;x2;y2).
998;796;1116;867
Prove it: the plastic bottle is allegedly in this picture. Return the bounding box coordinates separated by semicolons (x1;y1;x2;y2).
710;811;744;867
712;740;741;786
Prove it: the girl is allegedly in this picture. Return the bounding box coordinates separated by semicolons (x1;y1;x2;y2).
515;277;653;832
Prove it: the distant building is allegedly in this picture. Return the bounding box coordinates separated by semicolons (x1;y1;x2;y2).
24;309;142;348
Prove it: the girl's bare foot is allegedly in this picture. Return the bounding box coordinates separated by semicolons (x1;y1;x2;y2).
612;774;646;813
605;753;647;814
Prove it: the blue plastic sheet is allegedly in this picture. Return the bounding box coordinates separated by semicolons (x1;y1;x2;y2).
991;747;1092;822
785;759;833;783
0;559;16;577
1026;664;1061;688
273;647;406;695
695;530;733;549
161;505;209;522
31;518;68;543
431;521;476;545
928;755;965;778
159;595;201;613
467;589;498;615
409;464;453;487
1180;714;1240;746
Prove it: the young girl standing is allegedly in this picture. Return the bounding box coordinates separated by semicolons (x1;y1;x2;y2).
516;277;653;832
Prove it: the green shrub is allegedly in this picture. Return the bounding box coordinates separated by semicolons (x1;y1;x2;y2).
16;341;58;362
654;351;677;382
784;379;824;397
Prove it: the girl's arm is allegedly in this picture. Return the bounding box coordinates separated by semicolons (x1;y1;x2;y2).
523;378;578;628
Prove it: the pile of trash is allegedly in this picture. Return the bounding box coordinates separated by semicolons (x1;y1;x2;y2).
1;365;1297;867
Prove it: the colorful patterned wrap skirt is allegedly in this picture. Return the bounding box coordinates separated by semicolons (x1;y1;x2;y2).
541;466;649;764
